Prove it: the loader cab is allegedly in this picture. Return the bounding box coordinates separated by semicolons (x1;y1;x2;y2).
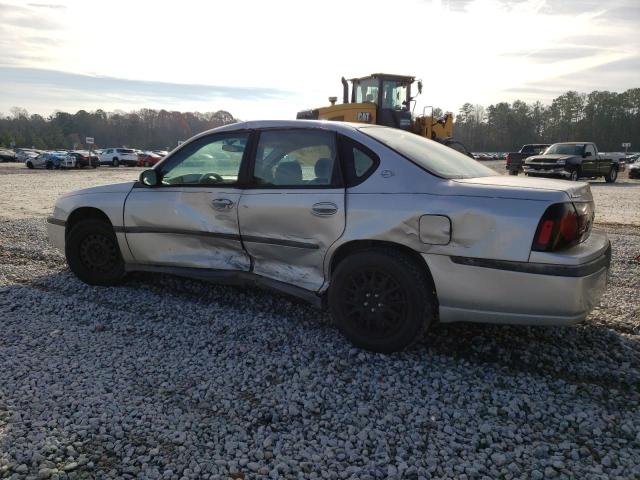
350;73;415;130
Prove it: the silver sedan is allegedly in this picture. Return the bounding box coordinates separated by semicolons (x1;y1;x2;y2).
47;120;610;353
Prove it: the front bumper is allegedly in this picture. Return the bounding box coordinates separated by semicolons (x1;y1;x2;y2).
47;217;66;252
423;233;611;326
523;166;570;178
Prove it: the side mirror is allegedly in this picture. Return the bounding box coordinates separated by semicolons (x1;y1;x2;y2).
583;151;592;157
140;169;159;186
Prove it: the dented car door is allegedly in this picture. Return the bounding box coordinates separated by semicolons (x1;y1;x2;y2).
123;132;251;270
238;129;346;291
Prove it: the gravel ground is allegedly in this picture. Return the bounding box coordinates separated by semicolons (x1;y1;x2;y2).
0;163;639;479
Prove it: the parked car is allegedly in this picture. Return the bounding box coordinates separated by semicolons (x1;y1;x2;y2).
137;151;162;167
0;148;16;162
63;151;100;168
505;144;550;175
99;148;138;167
27;152;66;169
15;148;41;163
47;120;610;353
629;161;640;179
524;142;619;182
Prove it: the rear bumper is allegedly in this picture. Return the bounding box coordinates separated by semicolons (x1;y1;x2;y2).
423;236;611;326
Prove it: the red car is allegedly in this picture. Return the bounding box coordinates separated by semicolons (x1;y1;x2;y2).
137;152;162;167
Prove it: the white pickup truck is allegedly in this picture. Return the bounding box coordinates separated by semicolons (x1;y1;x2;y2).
99;148;138;167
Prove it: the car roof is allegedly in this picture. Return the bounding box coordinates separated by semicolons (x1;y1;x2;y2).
202;119;365;136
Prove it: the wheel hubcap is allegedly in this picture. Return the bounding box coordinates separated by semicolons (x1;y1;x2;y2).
79;233;117;272
340;269;407;339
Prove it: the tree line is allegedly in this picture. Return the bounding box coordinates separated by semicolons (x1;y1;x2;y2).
0;108;236;150
1;87;638;152
452;88;640;152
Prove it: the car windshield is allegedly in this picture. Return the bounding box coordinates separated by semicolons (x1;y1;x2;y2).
359;126;495;179
544;144;585;155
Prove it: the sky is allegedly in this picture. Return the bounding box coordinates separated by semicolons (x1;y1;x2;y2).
0;0;638;120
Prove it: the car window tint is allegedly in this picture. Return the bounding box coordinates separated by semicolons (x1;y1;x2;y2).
353;147;375;176
253;130;338;187
338;135;379;187
159;133;248;186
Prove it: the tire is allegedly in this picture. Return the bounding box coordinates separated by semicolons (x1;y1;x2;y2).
65;219;125;286
144;161;150;167
46;161;53;170
112;158;119;167
569;168;580;181
26;161;34;169
328;249;436;353
509;170;518;176
605;167;618;183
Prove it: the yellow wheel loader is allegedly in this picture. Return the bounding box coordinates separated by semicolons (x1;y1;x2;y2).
296;73;470;155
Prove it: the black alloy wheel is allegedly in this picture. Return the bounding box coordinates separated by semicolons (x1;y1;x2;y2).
66;219;125;285
329;249;435;353
570;169;579;181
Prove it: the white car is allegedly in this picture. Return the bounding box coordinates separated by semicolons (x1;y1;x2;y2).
99;148;138;167
47;120;610;353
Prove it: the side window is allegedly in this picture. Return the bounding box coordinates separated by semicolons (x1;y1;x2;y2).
338;135;380;187
158;133;248;186
585;144;596;157
252;130;339;187
106;149;112;154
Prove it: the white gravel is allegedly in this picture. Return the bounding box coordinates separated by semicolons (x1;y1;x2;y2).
0;164;639;479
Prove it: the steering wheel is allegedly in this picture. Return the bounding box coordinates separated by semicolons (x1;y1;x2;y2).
199;172;224;184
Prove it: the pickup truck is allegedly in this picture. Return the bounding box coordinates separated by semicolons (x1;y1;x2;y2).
523;142;620;182
505;144;550;175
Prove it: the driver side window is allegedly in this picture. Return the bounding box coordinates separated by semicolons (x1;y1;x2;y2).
158;133;248;186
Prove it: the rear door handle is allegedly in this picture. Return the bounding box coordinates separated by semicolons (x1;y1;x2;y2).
312;202;338;216
211;198;234;210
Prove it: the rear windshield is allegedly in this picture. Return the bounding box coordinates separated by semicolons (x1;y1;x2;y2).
359;126;495;179
118;148;134;153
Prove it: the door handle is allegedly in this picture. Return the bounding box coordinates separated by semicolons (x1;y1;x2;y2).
211;198;234;210
312;202;338;216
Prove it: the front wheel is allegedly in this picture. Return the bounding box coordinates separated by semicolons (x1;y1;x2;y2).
605;167;618;183
112;158;119;167
26;161;34;169
328;249;436;353
65;219;125;286
569;168;580;181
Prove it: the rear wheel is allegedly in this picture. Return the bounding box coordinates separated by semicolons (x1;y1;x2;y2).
144;160;150;167
26;161;34;169
45;161;53;170
65;219;125;286
112;158;119;167
328;249;435;353
605;167;618;183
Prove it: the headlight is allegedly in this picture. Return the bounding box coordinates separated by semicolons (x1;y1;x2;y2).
556;159;566;165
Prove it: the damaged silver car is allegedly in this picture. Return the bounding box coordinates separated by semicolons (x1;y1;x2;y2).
47;120;611;353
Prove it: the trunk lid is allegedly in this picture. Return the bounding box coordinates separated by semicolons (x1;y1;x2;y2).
454;175;593;202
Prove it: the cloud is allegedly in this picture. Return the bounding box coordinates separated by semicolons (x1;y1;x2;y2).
0;67;294;103
27;3;66;8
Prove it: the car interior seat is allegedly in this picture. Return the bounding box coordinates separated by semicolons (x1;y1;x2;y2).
311;157;332;184
274;161;303;185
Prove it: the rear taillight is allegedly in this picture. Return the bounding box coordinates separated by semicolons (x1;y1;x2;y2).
532;202;594;252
